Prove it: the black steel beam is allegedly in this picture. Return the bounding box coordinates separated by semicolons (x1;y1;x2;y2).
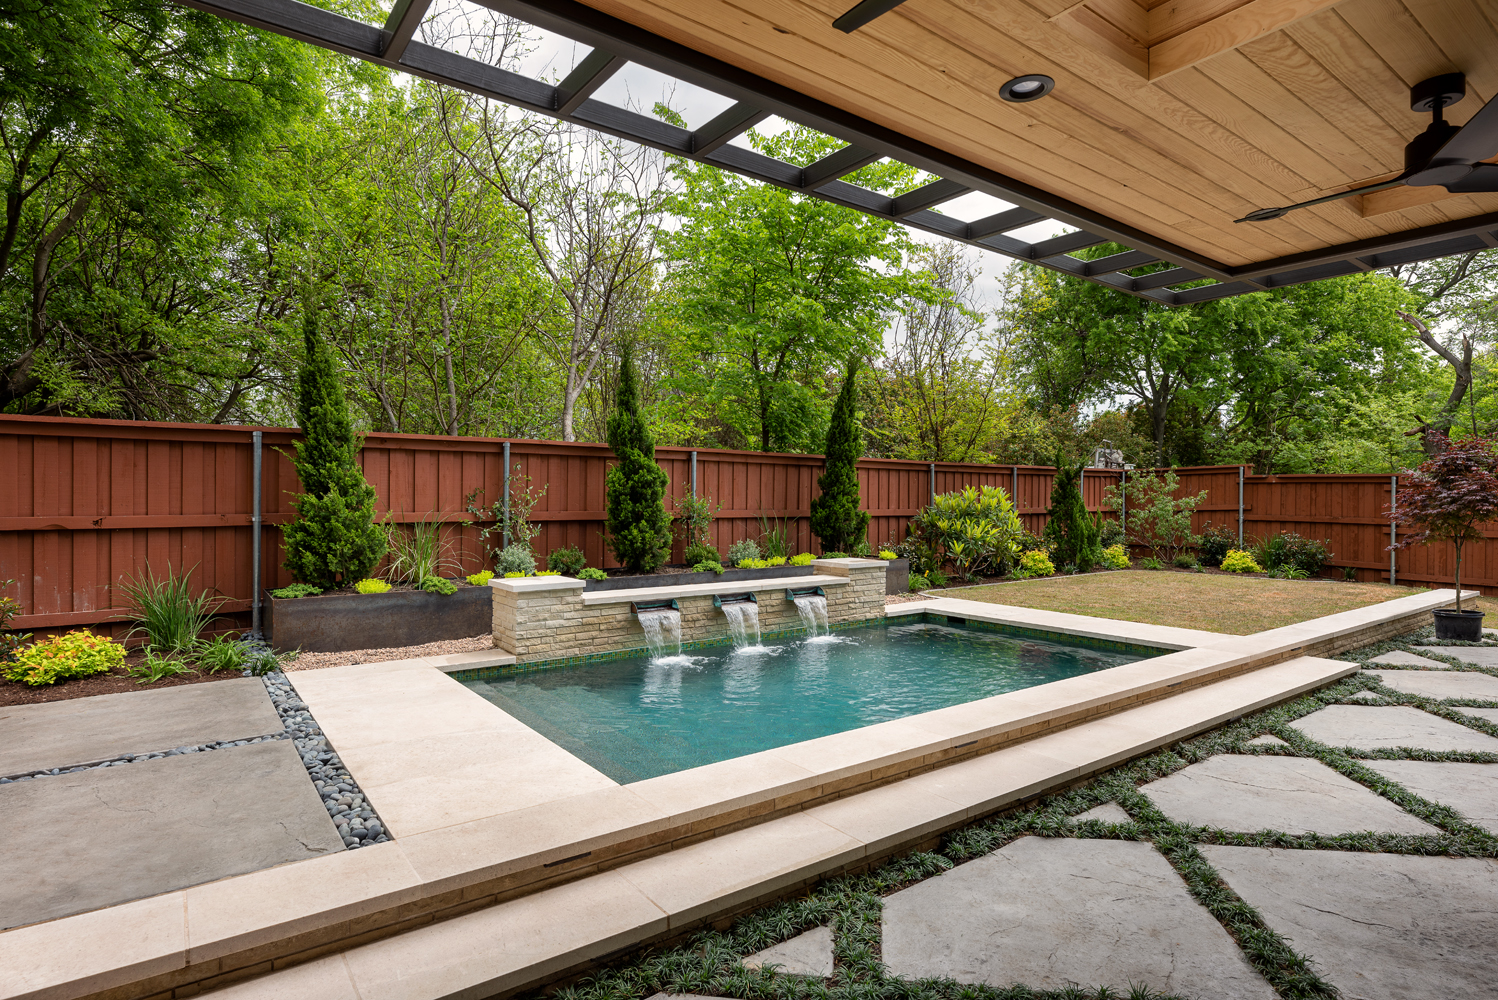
801;144;883;189
1083;249;1158;275
692;102;770;155
968;208;1044;239
1130;267;1199;291
556;49;625;116
381;0;431;61
833;0;910;33
1029;231;1106;259
891;178;969;218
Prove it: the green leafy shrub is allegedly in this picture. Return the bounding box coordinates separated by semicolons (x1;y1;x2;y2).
1043;457;1101;572
737;557;770;569
270;583;322;599
1014;550;1055;579
1103;469;1205;565
850;539;872;557
1100;544;1131;570
725;539;761;567
465;471;547;569
547;546;587;576
503;571;527;579
419;576;458;596
1253;531;1333;576
909;573;931;591
1139;556;1165;570
691;560;725;575
822;552;847;559
355;578;391;594
1268;565;1311;580
764;556;787;567
494;543;536;576
1174;553;1198;569
906;485;1025;580
128;650;194;685
1197;522;1236;568
194;634;246;674
925;568;949;588
1098;516;1125;548
605;344;673;573
675;493;720;562
789;553;815;566
684;541;719;566
466;570;493;587
809;358;870;553
5;631;124;686
281;309;386;589
117;563;225;653
535;571;561;576
1;579;31;663
384;517;459;584
577;567;608;581
878;549;898;560
1221;549;1263;574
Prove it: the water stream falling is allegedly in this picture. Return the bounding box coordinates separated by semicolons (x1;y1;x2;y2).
637;609;683;659
720;601;761;648
793;595;830;637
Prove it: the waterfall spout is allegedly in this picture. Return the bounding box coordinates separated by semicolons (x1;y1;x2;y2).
793;595;829;637
636;609;682;659
721;601;761;648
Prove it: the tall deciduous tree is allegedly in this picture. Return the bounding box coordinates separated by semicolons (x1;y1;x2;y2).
810;358;869;554
1391;436;1498;613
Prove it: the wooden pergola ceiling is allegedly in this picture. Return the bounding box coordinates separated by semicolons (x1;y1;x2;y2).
175;0;1498;303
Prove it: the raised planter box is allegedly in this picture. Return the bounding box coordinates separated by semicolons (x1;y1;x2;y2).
583;564;815;592
262;584;491;653
885;557;910;595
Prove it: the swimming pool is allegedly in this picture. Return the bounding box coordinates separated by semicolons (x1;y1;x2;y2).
461;619;1160;783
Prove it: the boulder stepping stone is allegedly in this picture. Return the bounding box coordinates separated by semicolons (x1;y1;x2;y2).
1246;734;1289;746
882;836;1277;999
1366;669;1498;701
1290;706;1498;752
742;926;833;977
1071;801;1131;824
1139;755;1436;835
1367;650;1448;668
1414;645;1498;668
1365;760;1498;834
1202;845;1498;1000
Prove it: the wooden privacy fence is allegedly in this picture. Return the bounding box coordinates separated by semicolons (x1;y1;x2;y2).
1;414;1491;634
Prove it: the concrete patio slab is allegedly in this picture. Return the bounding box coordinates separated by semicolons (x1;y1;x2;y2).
1414;645;1498;667
1247;734;1289;746
882;836;1276;999
0;740;341;930
1071;801;1131;824
1364;760;1498;834
1201;846;1498;1000
742;925;833;977
1138;755;1437;835
0;677;282;776
1367;650;1448;668
1365;669;1498;701
1289;706;1498;752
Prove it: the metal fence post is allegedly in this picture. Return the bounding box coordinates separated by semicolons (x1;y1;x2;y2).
1120;468;1126;536
1390;475;1398;587
1011;465;1019;508
1237;466;1244;547
690;451;698;498
502;441;511;549
929;462;935;504
251;431;262;636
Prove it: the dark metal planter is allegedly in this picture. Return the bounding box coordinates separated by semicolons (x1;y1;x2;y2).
263;584;492;653
583;564;815;592
885;558;910;595
1433;608;1485;641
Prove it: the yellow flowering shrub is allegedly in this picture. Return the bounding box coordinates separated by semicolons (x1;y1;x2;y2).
4;631;124;686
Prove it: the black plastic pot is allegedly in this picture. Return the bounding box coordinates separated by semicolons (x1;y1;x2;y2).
1433;608;1485;641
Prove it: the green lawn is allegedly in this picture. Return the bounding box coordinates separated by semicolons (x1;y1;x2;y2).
940;570;1443;635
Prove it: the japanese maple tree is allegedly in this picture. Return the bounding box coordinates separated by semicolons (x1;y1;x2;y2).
1390;437;1498;613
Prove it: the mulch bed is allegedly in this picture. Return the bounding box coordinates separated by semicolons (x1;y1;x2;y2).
0;652;244;708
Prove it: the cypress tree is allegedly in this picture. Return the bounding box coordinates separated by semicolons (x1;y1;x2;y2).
605;344;672;573
281;309;387;589
1043;453;1101;572
810;358;870;554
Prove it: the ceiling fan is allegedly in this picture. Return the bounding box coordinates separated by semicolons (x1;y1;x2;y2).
1236;73;1498;223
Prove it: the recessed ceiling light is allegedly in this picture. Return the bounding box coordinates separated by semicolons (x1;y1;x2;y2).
1000;75;1055;102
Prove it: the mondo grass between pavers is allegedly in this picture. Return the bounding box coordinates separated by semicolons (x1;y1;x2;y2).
542;631;1498;1000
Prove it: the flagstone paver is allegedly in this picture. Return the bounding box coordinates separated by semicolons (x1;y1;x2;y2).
0;740;341;930
1414;645;1498;667
882;836;1277;999
1138;755;1437;835
1366;650;1448;668
1071;801;1131;824
0;678;282;776
1201;846;1498;1000
1246;734;1289;746
1455;706;1498;725
1365;668;1498;701
1289;705;1498;752
742;926;833;977
1364;760;1498;834
1343;690;1382;702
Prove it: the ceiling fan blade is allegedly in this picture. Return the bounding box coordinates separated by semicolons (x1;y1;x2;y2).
1445;163;1498;193
1234;178;1406;223
1434;92;1498;165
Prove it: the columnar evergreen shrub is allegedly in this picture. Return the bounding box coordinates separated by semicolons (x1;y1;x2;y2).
1043;456;1101;572
605;344;672;573
281;310;386;590
810;358;870;554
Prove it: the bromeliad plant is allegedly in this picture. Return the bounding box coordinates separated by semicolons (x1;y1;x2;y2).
1390;436;1498;613
905;485;1025;581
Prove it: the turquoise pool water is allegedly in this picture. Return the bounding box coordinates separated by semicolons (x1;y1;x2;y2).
461;620;1157;783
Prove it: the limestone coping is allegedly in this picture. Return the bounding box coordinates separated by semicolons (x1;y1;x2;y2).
580;573;850;606
488;575;585;593
811;557;889;567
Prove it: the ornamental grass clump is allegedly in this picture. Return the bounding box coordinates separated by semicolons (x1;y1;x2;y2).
116;563;224;653
809;357;870;555
1390;436;1498;613
605;344;672;573
5;631;124;686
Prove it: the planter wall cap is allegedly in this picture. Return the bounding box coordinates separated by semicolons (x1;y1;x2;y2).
582;573;850;607
812;557;889;567
488;576;586;593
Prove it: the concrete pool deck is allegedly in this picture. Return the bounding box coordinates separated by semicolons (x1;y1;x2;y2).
0;587;1468;1000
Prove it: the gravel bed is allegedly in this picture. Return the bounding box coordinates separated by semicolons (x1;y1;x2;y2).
885;593;938;605
281;634;493;671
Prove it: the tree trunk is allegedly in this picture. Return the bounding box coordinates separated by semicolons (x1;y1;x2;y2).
1454;540;1464;613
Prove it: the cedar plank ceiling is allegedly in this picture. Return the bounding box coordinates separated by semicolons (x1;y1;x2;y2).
577;0;1498;266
